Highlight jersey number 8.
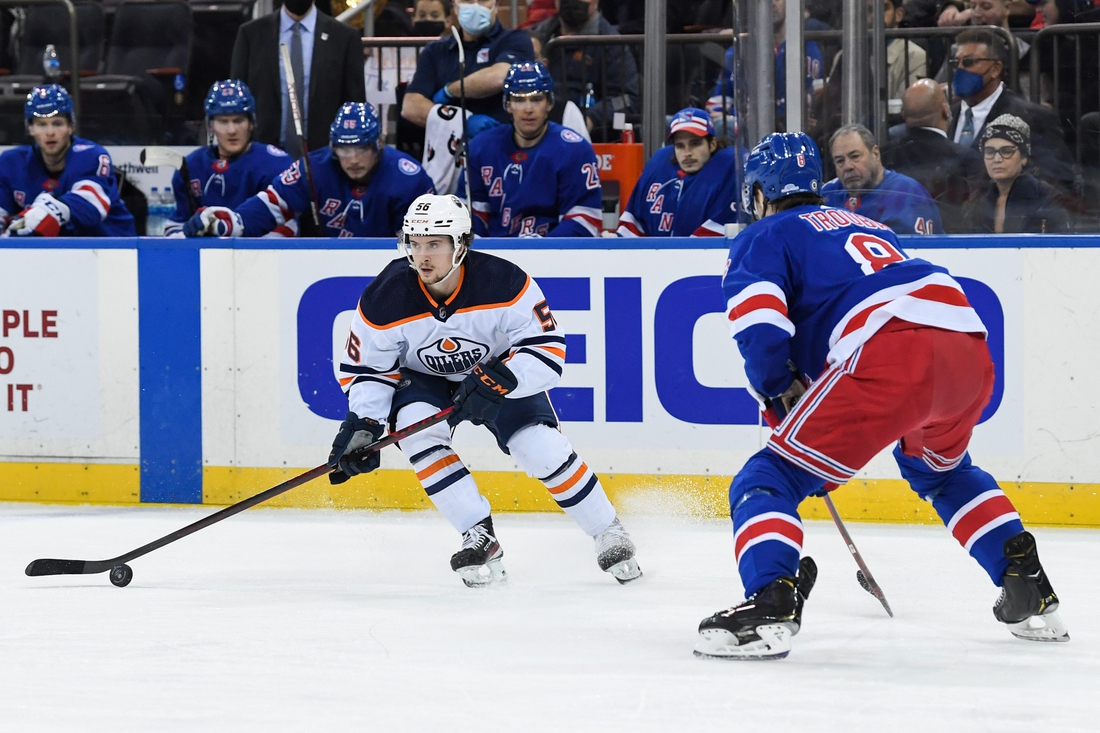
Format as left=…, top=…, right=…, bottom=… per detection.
left=844, top=232, right=907, bottom=275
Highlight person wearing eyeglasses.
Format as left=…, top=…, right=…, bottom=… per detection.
left=964, top=114, right=1071, bottom=233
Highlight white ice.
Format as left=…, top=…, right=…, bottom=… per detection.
left=2, top=504, right=1097, bottom=732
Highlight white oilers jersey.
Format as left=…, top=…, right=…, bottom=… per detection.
left=340, top=250, right=566, bottom=422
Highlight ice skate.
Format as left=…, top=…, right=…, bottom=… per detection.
left=594, top=517, right=642, bottom=584
left=993, top=531, right=1069, bottom=642
left=450, top=517, right=507, bottom=588
left=694, top=556, right=817, bottom=660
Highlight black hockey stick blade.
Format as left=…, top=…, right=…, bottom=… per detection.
left=25, top=558, right=87, bottom=576
left=822, top=493, right=894, bottom=618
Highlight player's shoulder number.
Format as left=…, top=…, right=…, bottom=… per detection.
left=843, top=232, right=907, bottom=275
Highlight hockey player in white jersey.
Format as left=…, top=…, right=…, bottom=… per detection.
left=327, top=193, right=641, bottom=587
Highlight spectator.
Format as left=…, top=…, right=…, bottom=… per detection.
left=527, top=32, right=591, bottom=141
left=402, top=0, right=534, bottom=129
left=184, top=103, right=434, bottom=238
left=0, top=85, right=135, bottom=237
left=931, top=0, right=1032, bottom=92
left=616, top=108, right=744, bottom=237
left=412, top=0, right=452, bottom=36
left=881, top=79, right=984, bottom=232
left=467, top=62, right=603, bottom=236
left=165, top=81, right=293, bottom=237
left=883, top=0, right=927, bottom=101
left=231, top=0, right=366, bottom=158
left=371, top=0, right=416, bottom=36
left=822, top=123, right=942, bottom=234
left=965, top=113, right=1071, bottom=231
left=946, top=28, right=1077, bottom=192
left=1032, top=0, right=1100, bottom=149
left=530, top=0, right=640, bottom=141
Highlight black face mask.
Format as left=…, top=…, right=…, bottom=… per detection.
left=559, top=0, right=591, bottom=28
left=412, top=20, right=445, bottom=36
left=282, top=0, right=313, bottom=16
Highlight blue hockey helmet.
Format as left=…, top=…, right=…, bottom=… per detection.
left=25, top=84, right=73, bottom=122
left=204, top=80, right=256, bottom=119
left=330, top=102, right=381, bottom=147
left=667, top=107, right=715, bottom=140
left=741, top=132, right=823, bottom=219
left=502, top=61, right=554, bottom=109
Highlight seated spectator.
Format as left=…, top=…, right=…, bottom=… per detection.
left=184, top=103, right=434, bottom=238
left=931, top=0, right=1031, bottom=85
left=530, top=0, right=640, bottom=141
left=965, top=114, right=1071, bottom=232
left=616, top=108, right=744, bottom=237
left=822, top=123, right=942, bottom=234
left=881, top=79, right=985, bottom=232
left=0, top=85, right=135, bottom=237
left=164, top=81, right=293, bottom=237
left=468, top=62, right=602, bottom=237
left=412, top=0, right=451, bottom=36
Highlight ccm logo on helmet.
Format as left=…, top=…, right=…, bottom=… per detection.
left=417, top=337, right=490, bottom=375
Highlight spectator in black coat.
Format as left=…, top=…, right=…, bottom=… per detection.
left=965, top=114, right=1072, bottom=232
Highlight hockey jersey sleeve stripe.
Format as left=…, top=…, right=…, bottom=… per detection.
left=340, top=361, right=400, bottom=375
left=267, top=224, right=297, bottom=237
left=515, top=335, right=566, bottom=348
left=345, top=374, right=400, bottom=392
left=616, top=211, right=644, bottom=237
left=532, top=345, right=565, bottom=360
left=562, top=206, right=603, bottom=236
left=72, top=180, right=110, bottom=219
left=261, top=187, right=293, bottom=226
left=691, top=219, right=725, bottom=237
left=514, top=346, right=564, bottom=376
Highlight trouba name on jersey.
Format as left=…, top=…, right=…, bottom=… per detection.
left=416, top=337, right=489, bottom=375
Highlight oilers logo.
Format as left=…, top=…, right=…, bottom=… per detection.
left=417, top=336, right=489, bottom=375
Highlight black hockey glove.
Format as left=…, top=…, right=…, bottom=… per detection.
left=448, top=359, right=519, bottom=427
left=327, top=412, right=386, bottom=485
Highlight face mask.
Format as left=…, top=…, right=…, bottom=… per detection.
left=952, top=67, right=987, bottom=98
left=457, top=3, right=492, bottom=35
left=559, top=0, right=591, bottom=28
left=413, top=20, right=445, bottom=36
left=283, top=0, right=312, bottom=15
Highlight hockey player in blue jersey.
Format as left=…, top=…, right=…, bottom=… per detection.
left=821, top=123, right=942, bottom=235
left=164, top=80, right=292, bottom=236
left=184, top=102, right=434, bottom=238
left=0, top=85, right=134, bottom=237
left=694, top=132, right=1066, bottom=661
left=467, top=61, right=603, bottom=237
left=615, top=108, right=743, bottom=237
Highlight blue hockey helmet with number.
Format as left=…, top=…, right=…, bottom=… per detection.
left=25, top=84, right=73, bottom=121
left=502, top=61, right=554, bottom=109
left=204, top=79, right=255, bottom=119
left=330, top=102, right=381, bottom=147
left=742, top=131, right=823, bottom=219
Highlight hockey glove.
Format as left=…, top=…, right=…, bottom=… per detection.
left=183, top=206, right=243, bottom=237
left=327, top=412, right=386, bottom=485
left=432, top=85, right=455, bottom=105
left=762, top=376, right=808, bottom=427
left=11, top=193, right=70, bottom=237
left=466, top=114, right=501, bottom=138
left=448, top=358, right=518, bottom=427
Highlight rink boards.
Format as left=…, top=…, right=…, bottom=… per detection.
left=1, top=235, right=1098, bottom=526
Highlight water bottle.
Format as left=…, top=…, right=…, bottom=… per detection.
left=583, top=83, right=596, bottom=111
left=43, top=44, right=61, bottom=79
left=621, top=122, right=634, bottom=144
left=146, top=187, right=175, bottom=236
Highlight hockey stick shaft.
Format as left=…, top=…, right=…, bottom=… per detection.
left=822, top=493, right=894, bottom=617
left=279, top=42, right=322, bottom=227
left=450, top=26, right=474, bottom=212
left=25, top=407, right=456, bottom=577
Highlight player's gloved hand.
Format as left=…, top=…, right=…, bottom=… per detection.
left=466, top=114, right=501, bottom=138
left=762, top=378, right=807, bottom=427
left=183, top=206, right=243, bottom=237
left=811, top=481, right=840, bottom=498
left=448, top=358, right=518, bottom=427
left=432, top=85, right=455, bottom=105
left=11, top=193, right=70, bottom=237
left=328, top=412, right=386, bottom=485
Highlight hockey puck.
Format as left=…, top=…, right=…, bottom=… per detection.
left=109, top=564, right=133, bottom=588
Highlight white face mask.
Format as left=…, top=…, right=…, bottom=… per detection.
left=457, top=3, right=492, bottom=35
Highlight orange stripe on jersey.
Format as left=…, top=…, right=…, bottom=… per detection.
left=415, top=453, right=461, bottom=481
left=547, top=462, right=589, bottom=495
left=453, top=275, right=532, bottom=316
left=535, top=346, right=566, bottom=360
left=358, top=302, right=433, bottom=331
left=338, top=376, right=354, bottom=387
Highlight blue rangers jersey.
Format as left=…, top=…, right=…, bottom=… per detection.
left=617, top=145, right=744, bottom=237
left=0, top=136, right=135, bottom=235
left=821, top=169, right=942, bottom=235
left=468, top=122, right=603, bottom=237
left=237, top=146, right=435, bottom=238
left=722, top=204, right=985, bottom=399
left=339, top=250, right=565, bottom=422
left=165, top=143, right=291, bottom=236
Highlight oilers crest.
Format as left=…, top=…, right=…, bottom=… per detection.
left=417, top=336, right=489, bottom=375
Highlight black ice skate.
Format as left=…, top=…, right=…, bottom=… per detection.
left=594, top=517, right=642, bottom=584
left=450, top=516, right=507, bottom=588
left=993, top=531, right=1069, bottom=642
left=694, top=556, right=818, bottom=660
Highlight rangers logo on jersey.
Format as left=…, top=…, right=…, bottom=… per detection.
left=399, top=158, right=421, bottom=176
left=560, top=129, right=583, bottom=144
left=417, top=336, right=489, bottom=375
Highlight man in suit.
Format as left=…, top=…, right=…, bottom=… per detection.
left=882, top=79, right=984, bottom=232
left=946, top=27, right=1076, bottom=194
left=231, top=0, right=366, bottom=158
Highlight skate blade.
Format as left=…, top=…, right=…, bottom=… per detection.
left=692, top=625, right=792, bottom=660
left=607, top=557, right=642, bottom=584
left=1007, top=610, right=1070, bottom=642
left=456, top=557, right=507, bottom=588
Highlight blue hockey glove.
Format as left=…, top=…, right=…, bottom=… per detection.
left=466, top=114, right=501, bottom=138
left=448, top=358, right=518, bottom=427
left=328, top=412, right=386, bottom=485
left=432, top=85, right=456, bottom=105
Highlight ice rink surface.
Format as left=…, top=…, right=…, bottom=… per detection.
left=1, top=503, right=1097, bottom=732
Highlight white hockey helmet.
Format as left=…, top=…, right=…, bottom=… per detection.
left=399, top=194, right=473, bottom=271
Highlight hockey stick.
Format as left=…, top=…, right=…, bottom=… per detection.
left=279, top=42, right=322, bottom=228
left=140, top=146, right=197, bottom=216
left=449, top=25, right=474, bottom=212
left=25, top=406, right=456, bottom=585
left=822, top=492, right=894, bottom=617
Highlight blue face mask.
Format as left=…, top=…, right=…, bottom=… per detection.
left=952, top=67, right=987, bottom=98
left=457, top=3, right=492, bottom=35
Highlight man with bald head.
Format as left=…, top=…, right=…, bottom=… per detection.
left=881, top=79, right=984, bottom=232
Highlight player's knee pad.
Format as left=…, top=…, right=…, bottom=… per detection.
left=395, top=402, right=454, bottom=459
left=506, top=423, right=573, bottom=479
left=730, top=448, right=823, bottom=511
